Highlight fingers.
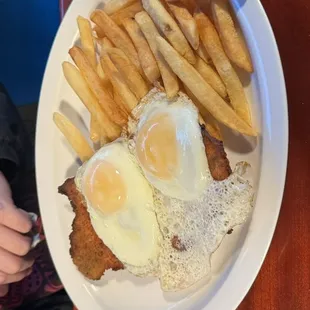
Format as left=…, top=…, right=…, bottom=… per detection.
left=0, top=247, right=34, bottom=275
left=0, top=203, right=32, bottom=233
left=0, top=172, right=32, bottom=233
left=0, top=172, right=13, bottom=205
left=0, top=268, right=32, bottom=285
left=0, top=284, right=9, bottom=297
left=0, top=225, right=32, bottom=256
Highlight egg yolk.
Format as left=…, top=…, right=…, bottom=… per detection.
left=83, top=161, right=127, bottom=214
left=136, top=113, right=178, bottom=179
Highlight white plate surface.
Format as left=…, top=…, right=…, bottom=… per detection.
left=36, top=0, right=288, bottom=309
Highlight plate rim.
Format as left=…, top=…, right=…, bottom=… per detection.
left=35, top=0, right=288, bottom=309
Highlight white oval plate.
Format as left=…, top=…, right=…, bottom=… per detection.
left=36, top=0, right=288, bottom=309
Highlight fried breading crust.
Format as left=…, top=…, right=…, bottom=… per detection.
left=58, top=178, right=124, bottom=280
left=58, top=127, right=231, bottom=277
left=201, top=125, right=232, bottom=181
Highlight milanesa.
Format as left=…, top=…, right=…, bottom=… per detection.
left=58, top=126, right=231, bottom=280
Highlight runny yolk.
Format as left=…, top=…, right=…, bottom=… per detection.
left=83, top=161, right=127, bottom=214
left=136, top=113, right=178, bottom=179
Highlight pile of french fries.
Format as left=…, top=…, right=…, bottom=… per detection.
left=54, top=0, right=256, bottom=162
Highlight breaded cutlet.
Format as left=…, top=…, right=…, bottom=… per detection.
left=58, top=127, right=231, bottom=279
left=201, top=125, right=232, bottom=181
left=58, top=178, right=124, bottom=280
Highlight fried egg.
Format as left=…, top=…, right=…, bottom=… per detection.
left=127, top=89, right=253, bottom=291
left=129, top=89, right=211, bottom=201
left=75, top=139, right=162, bottom=267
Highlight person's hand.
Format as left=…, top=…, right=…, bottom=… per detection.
left=0, top=172, right=34, bottom=297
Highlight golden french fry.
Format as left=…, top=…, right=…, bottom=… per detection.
left=105, top=47, right=149, bottom=99
left=168, top=4, right=199, bottom=50
left=195, top=12, right=252, bottom=126
left=177, top=1, right=210, bottom=62
left=135, top=11, right=179, bottom=97
left=183, top=84, right=222, bottom=140
left=111, top=86, right=134, bottom=118
left=69, top=47, right=128, bottom=127
left=178, top=0, right=197, bottom=14
left=122, top=17, right=160, bottom=83
left=211, top=0, right=253, bottom=72
left=196, top=41, right=210, bottom=63
left=77, top=16, right=97, bottom=69
left=62, top=61, right=122, bottom=141
left=96, top=62, right=112, bottom=88
left=97, top=37, right=114, bottom=63
left=142, top=0, right=196, bottom=64
left=194, top=56, right=226, bottom=99
left=101, top=37, right=114, bottom=49
left=53, top=112, right=94, bottom=162
left=91, top=10, right=142, bottom=73
left=113, top=86, right=125, bottom=108
left=101, top=53, right=138, bottom=112
left=111, top=2, right=143, bottom=25
left=90, top=116, right=101, bottom=143
left=96, top=62, right=114, bottom=98
left=195, top=0, right=211, bottom=15
left=100, top=134, right=110, bottom=147
left=94, top=25, right=105, bottom=38
left=104, top=0, right=138, bottom=15
left=155, top=36, right=256, bottom=136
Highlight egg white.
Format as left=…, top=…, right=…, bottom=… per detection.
left=130, top=89, right=211, bottom=201
left=153, top=163, right=253, bottom=291
left=75, top=139, right=162, bottom=267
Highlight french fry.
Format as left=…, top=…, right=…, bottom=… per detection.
left=62, top=62, right=122, bottom=141
left=135, top=11, right=179, bottom=97
left=100, top=135, right=109, bottom=147
left=168, top=3, right=199, bottom=50
left=103, top=0, right=137, bottom=15
left=179, top=0, right=197, bottom=14
left=142, top=0, right=196, bottom=64
left=91, top=10, right=142, bottom=73
left=105, top=47, right=149, bottom=99
left=77, top=16, right=97, bottom=69
left=111, top=1, right=143, bottom=26
left=90, top=116, right=101, bottom=143
left=101, top=52, right=138, bottom=112
left=98, top=37, right=114, bottom=65
left=96, top=61, right=113, bottom=91
left=69, top=47, right=128, bottom=127
left=94, top=25, right=105, bottom=38
left=195, top=12, right=252, bottom=126
left=101, top=37, right=114, bottom=48
left=195, top=0, right=211, bottom=15
left=183, top=84, right=222, bottom=140
left=211, top=0, right=253, bottom=72
left=96, top=62, right=114, bottom=98
left=122, top=17, right=160, bottom=83
left=194, top=56, right=226, bottom=99
left=53, top=112, right=94, bottom=162
left=113, top=86, right=126, bottom=108
left=196, top=41, right=210, bottom=63
left=155, top=36, right=256, bottom=136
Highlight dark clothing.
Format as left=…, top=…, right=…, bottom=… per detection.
left=0, top=85, right=73, bottom=310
